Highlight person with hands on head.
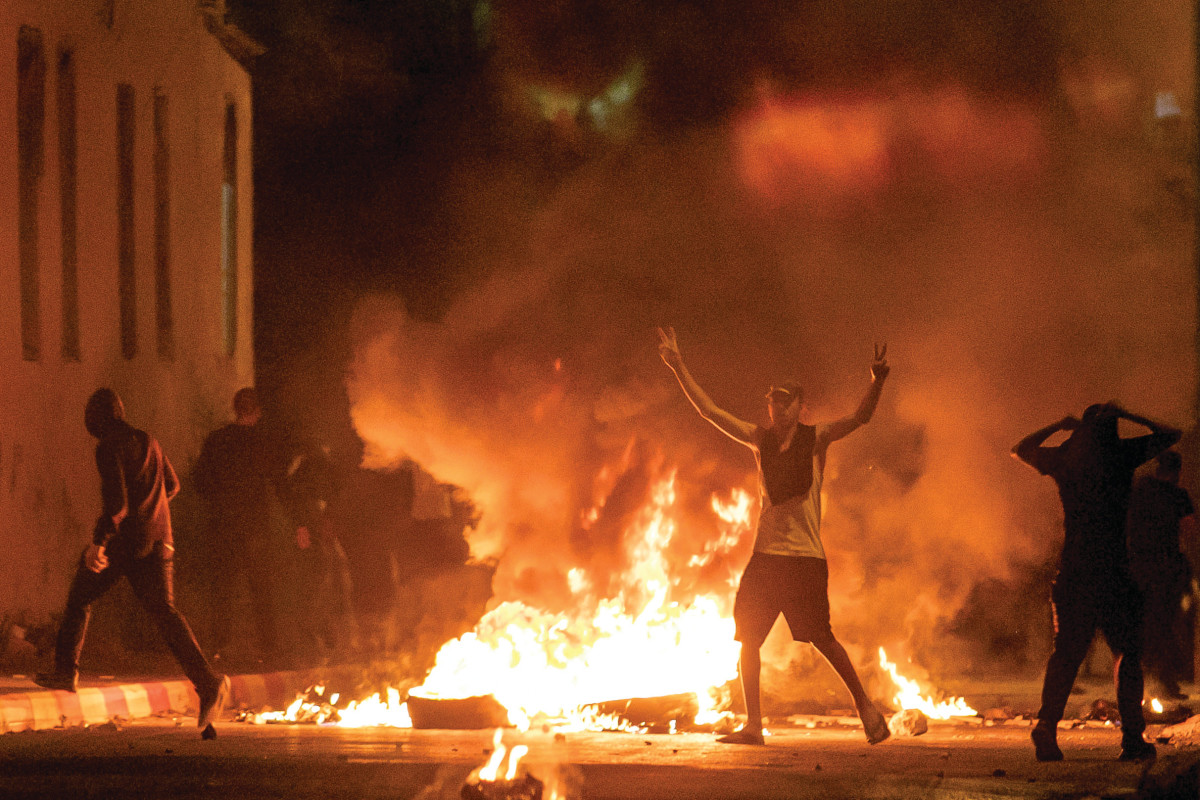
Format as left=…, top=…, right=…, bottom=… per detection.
left=658, top=327, right=893, bottom=746
left=1013, top=402, right=1181, bottom=763
left=35, top=389, right=229, bottom=734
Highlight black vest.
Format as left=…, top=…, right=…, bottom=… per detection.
left=759, top=424, right=816, bottom=506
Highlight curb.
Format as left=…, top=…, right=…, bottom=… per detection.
left=0, top=670, right=334, bottom=733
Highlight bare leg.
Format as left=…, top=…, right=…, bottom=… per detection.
left=812, top=633, right=890, bottom=743
left=717, top=645, right=766, bottom=744
left=811, top=633, right=869, bottom=706
left=739, top=645, right=763, bottom=731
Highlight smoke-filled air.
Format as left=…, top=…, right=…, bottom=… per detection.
left=342, top=0, right=1194, bottom=698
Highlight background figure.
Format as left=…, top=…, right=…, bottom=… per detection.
left=407, top=465, right=471, bottom=576
left=1013, top=403, right=1180, bottom=763
left=1127, top=449, right=1195, bottom=700
left=36, top=389, right=228, bottom=730
left=193, top=387, right=286, bottom=669
left=283, top=438, right=360, bottom=664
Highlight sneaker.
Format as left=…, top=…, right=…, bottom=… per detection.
left=197, top=675, right=230, bottom=729
left=33, top=672, right=77, bottom=693
left=1031, top=725, right=1064, bottom=762
left=716, top=728, right=765, bottom=745
left=1118, top=738, right=1156, bottom=762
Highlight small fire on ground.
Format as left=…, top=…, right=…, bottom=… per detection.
left=878, top=648, right=976, bottom=719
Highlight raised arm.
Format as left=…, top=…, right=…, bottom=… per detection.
left=658, top=327, right=756, bottom=446
left=1112, top=404, right=1182, bottom=465
left=1012, top=416, right=1078, bottom=468
left=818, top=344, right=890, bottom=447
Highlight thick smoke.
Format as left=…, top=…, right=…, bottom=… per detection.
left=345, top=0, right=1194, bottom=693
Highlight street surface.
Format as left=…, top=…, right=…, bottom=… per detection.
left=0, top=715, right=1197, bottom=799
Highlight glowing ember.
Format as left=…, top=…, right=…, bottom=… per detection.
left=878, top=648, right=976, bottom=719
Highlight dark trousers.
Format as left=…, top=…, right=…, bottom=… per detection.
left=207, top=526, right=277, bottom=658
left=1037, top=575, right=1146, bottom=739
left=55, top=545, right=218, bottom=692
left=1137, top=558, right=1191, bottom=689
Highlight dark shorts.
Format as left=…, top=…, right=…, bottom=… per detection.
left=733, top=553, right=832, bottom=647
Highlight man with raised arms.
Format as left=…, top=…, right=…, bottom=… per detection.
left=658, top=328, right=891, bottom=745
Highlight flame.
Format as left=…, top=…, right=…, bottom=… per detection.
left=1150, top=698, right=1164, bottom=714
left=878, top=648, right=976, bottom=719
left=409, top=473, right=743, bottom=730
left=266, top=470, right=752, bottom=731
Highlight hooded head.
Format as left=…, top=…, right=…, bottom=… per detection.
left=84, top=388, right=125, bottom=439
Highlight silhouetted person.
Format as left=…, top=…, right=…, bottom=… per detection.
left=35, top=389, right=229, bottom=731
left=1127, top=449, right=1195, bottom=700
left=194, top=387, right=284, bottom=666
left=283, top=439, right=360, bottom=662
left=1013, top=403, right=1180, bottom=762
left=659, top=328, right=891, bottom=746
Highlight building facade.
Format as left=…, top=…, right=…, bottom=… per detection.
left=0, top=0, right=255, bottom=618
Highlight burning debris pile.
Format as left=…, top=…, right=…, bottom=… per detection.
left=461, top=730, right=546, bottom=800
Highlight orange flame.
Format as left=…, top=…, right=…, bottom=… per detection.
left=878, top=648, right=975, bottom=719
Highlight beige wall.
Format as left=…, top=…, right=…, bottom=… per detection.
left=0, top=0, right=253, bottom=616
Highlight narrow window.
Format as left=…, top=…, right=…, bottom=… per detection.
left=58, top=48, right=79, bottom=361
left=18, top=27, right=45, bottom=362
left=221, top=102, right=238, bottom=358
left=153, top=89, right=173, bottom=361
left=117, top=83, right=136, bottom=359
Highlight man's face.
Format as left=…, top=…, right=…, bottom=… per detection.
left=768, top=393, right=801, bottom=426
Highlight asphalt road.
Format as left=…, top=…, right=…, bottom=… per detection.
left=0, top=717, right=1197, bottom=799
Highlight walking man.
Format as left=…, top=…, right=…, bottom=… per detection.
left=658, top=328, right=891, bottom=745
left=1013, top=402, right=1180, bottom=762
left=36, top=389, right=229, bottom=731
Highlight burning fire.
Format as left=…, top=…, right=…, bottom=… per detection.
left=259, top=472, right=750, bottom=731
left=409, top=474, right=745, bottom=730
left=878, top=648, right=976, bottom=719
left=463, top=729, right=553, bottom=800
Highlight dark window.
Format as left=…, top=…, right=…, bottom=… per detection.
left=117, top=83, right=136, bottom=360
left=153, top=89, right=173, bottom=361
left=18, top=27, right=45, bottom=362
left=221, top=102, right=237, bottom=359
left=58, top=48, right=79, bottom=361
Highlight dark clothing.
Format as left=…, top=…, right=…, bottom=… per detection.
left=194, top=423, right=283, bottom=524
left=54, top=544, right=218, bottom=692
left=1128, top=477, right=1194, bottom=572
left=1025, top=433, right=1176, bottom=578
left=1024, top=425, right=1176, bottom=735
left=92, top=421, right=179, bottom=558
left=193, top=422, right=285, bottom=658
left=1038, top=576, right=1145, bottom=737
left=284, top=447, right=357, bottom=656
left=733, top=553, right=832, bottom=647
left=1127, top=476, right=1195, bottom=689
left=757, top=424, right=816, bottom=506
left=51, top=418, right=218, bottom=694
